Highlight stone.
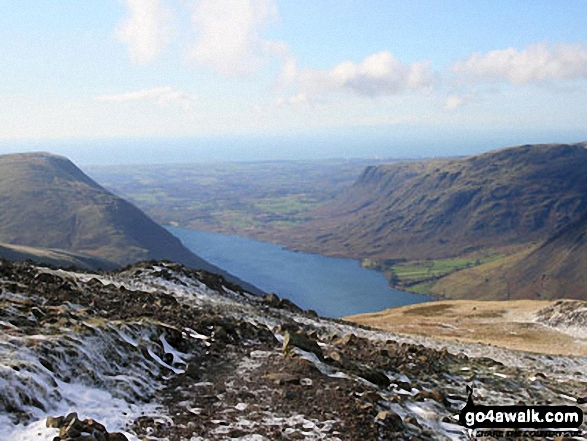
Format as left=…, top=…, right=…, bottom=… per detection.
left=405, top=415, right=422, bottom=428
left=355, top=366, right=390, bottom=388
left=283, top=331, right=323, bottom=359
left=46, top=415, right=64, bottom=428
left=264, top=293, right=281, bottom=308
left=64, top=412, right=79, bottom=423
left=397, top=381, right=411, bottom=391
left=108, top=433, right=129, bottom=441
left=84, top=418, right=106, bottom=433
left=213, top=326, right=228, bottom=342
left=362, top=391, right=383, bottom=403
left=185, top=362, right=199, bottom=379
left=430, top=389, right=445, bottom=404
left=59, top=416, right=83, bottom=439
left=326, top=351, right=344, bottom=365
left=375, top=410, right=403, bottom=428
left=263, top=372, right=301, bottom=385
left=94, top=431, right=108, bottom=441
left=334, top=334, right=357, bottom=346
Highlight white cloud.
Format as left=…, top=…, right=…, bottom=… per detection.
left=187, top=0, right=278, bottom=76
left=271, top=93, right=326, bottom=109
left=263, top=40, right=298, bottom=88
left=452, top=42, right=587, bottom=84
left=116, top=0, right=173, bottom=64
left=443, top=93, right=475, bottom=111
left=94, top=86, right=196, bottom=107
left=297, top=51, right=434, bottom=97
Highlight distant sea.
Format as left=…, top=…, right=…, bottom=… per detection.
left=3, top=127, right=580, bottom=166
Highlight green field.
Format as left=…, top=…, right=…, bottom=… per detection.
left=362, top=255, right=503, bottom=294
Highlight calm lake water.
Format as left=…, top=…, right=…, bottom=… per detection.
left=168, top=227, right=431, bottom=318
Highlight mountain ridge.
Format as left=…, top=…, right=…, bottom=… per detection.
left=278, top=142, right=587, bottom=262
left=0, top=151, right=262, bottom=293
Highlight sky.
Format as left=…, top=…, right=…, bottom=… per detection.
left=1, top=0, right=587, bottom=163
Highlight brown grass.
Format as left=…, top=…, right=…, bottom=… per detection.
left=345, top=300, right=587, bottom=356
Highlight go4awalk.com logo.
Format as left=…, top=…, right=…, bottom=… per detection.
left=459, top=386, right=584, bottom=437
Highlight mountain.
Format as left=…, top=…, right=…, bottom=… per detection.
left=426, top=211, right=587, bottom=301
left=0, top=152, right=260, bottom=292
left=507, top=211, right=587, bottom=299
left=2, top=259, right=586, bottom=440
left=280, top=142, right=587, bottom=261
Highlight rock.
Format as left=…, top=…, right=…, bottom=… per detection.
left=263, top=372, right=301, bottom=385
left=185, top=362, right=199, bottom=379
left=282, top=331, right=323, bottom=359
left=59, top=415, right=83, bottom=438
left=355, top=366, right=390, bottom=388
left=280, top=298, right=302, bottom=312
left=31, top=306, right=45, bottom=320
left=108, top=433, right=129, bottom=441
left=300, top=378, right=313, bottom=387
left=375, top=410, right=403, bottom=428
left=325, top=350, right=344, bottom=366
left=213, top=326, right=228, bottom=342
left=397, top=381, right=411, bottom=391
left=264, top=293, right=281, bottom=307
left=577, top=397, right=587, bottom=404
left=46, top=415, right=64, bottom=428
left=64, top=412, right=79, bottom=423
left=430, top=389, right=445, bottom=404
left=94, top=431, right=108, bottom=441
left=84, top=418, right=106, bottom=433
left=405, top=415, right=422, bottom=428
left=334, top=334, right=358, bottom=346
left=362, top=391, right=382, bottom=403
left=282, top=389, right=295, bottom=400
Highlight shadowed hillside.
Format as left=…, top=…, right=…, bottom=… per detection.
left=508, top=211, right=587, bottom=300
left=427, top=212, right=587, bottom=301
left=280, top=143, right=587, bottom=261
left=0, top=152, right=261, bottom=293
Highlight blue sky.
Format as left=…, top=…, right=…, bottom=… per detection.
left=1, top=0, right=587, bottom=163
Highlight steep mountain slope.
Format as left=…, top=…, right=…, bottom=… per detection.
left=405, top=189, right=587, bottom=301
left=0, top=152, right=260, bottom=292
left=281, top=143, right=587, bottom=261
left=1, top=260, right=586, bottom=440
left=508, top=210, right=587, bottom=299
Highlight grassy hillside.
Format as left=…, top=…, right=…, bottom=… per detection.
left=0, top=152, right=262, bottom=292
left=0, top=242, right=117, bottom=270
left=279, top=143, right=587, bottom=261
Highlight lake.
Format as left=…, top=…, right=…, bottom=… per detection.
left=168, top=227, right=431, bottom=318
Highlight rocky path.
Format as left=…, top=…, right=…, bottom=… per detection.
left=0, top=260, right=585, bottom=440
